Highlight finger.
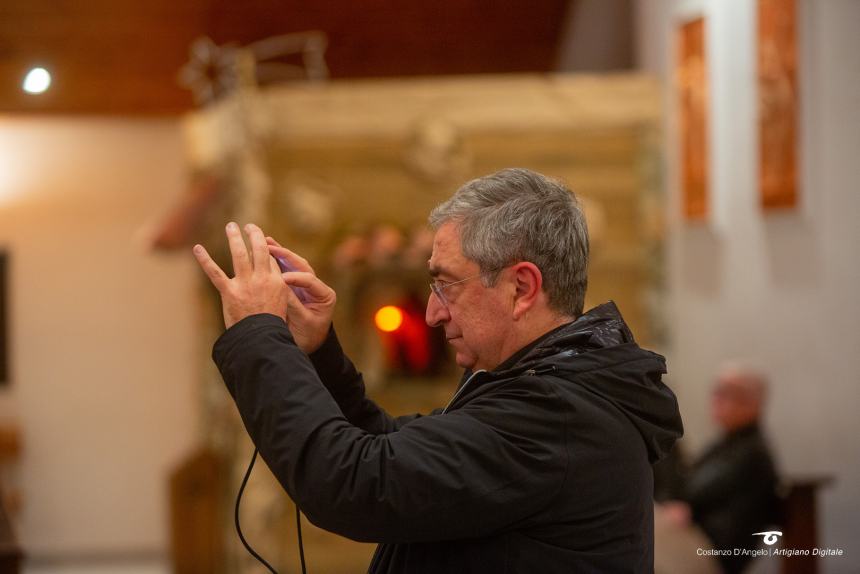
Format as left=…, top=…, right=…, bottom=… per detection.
left=244, top=223, right=271, bottom=273
left=267, top=244, right=314, bottom=274
left=281, top=271, right=334, bottom=301
left=266, top=236, right=314, bottom=274
left=192, top=244, right=230, bottom=291
left=225, top=222, right=251, bottom=278
left=282, top=278, right=305, bottom=311
left=268, top=252, right=282, bottom=275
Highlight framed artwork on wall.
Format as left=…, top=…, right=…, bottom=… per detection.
left=677, top=16, right=709, bottom=221
left=758, top=0, right=799, bottom=210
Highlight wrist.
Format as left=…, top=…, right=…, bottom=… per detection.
left=304, top=324, right=332, bottom=354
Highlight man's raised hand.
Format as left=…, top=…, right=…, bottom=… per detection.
left=192, top=222, right=289, bottom=329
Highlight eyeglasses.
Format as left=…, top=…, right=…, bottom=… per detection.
left=429, top=267, right=507, bottom=308
left=429, top=273, right=483, bottom=308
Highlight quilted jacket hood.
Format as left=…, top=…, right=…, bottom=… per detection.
left=495, top=301, right=684, bottom=463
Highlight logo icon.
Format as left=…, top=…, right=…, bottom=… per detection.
left=752, top=531, right=783, bottom=545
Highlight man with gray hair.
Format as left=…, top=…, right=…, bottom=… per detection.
left=193, top=167, right=683, bottom=573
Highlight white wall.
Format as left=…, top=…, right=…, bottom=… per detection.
left=638, top=1, right=860, bottom=572
left=0, top=118, right=198, bottom=559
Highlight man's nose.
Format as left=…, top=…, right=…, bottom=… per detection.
left=426, top=291, right=450, bottom=327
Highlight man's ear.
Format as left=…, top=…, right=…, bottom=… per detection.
left=511, top=262, right=543, bottom=320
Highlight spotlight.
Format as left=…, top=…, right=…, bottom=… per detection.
left=23, top=67, right=51, bottom=94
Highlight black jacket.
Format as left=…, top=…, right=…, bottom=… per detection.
left=685, top=424, right=779, bottom=574
left=213, top=301, right=683, bottom=573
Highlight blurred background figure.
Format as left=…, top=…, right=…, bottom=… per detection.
left=658, top=363, right=779, bottom=574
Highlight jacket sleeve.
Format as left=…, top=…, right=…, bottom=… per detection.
left=213, top=314, right=568, bottom=544
left=307, top=325, right=431, bottom=434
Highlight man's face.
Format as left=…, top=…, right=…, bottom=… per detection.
left=710, top=371, right=761, bottom=432
left=425, top=222, right=513, bottom=372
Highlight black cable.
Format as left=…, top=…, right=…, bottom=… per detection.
left=236, top=448, right=310, bottom=574
left=296, top=502, right=307, bottom=574
left=235, top=448, right=278, bottom=573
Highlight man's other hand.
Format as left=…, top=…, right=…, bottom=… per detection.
left=265, top=236, right=336, bottom=354
left=660, top=501, right=692, bottom=529
left=192, top=222, right=289, bottom=329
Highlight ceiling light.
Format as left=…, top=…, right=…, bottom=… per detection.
left=23, top=67, right=51, bottom=94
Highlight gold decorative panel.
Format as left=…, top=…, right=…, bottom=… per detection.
left=677, top=17, right=709, bottom=221
left=759, top=0, right=799, bottom=210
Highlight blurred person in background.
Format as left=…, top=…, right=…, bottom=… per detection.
left=660, top=363, right=780, bottom=574
left=193, top=168, right=684, bottom=573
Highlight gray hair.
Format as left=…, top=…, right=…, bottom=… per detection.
left=429, top=168, right=589, bottom=316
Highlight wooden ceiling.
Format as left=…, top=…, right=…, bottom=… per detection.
left=0, top=0, right=577, bottom=115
